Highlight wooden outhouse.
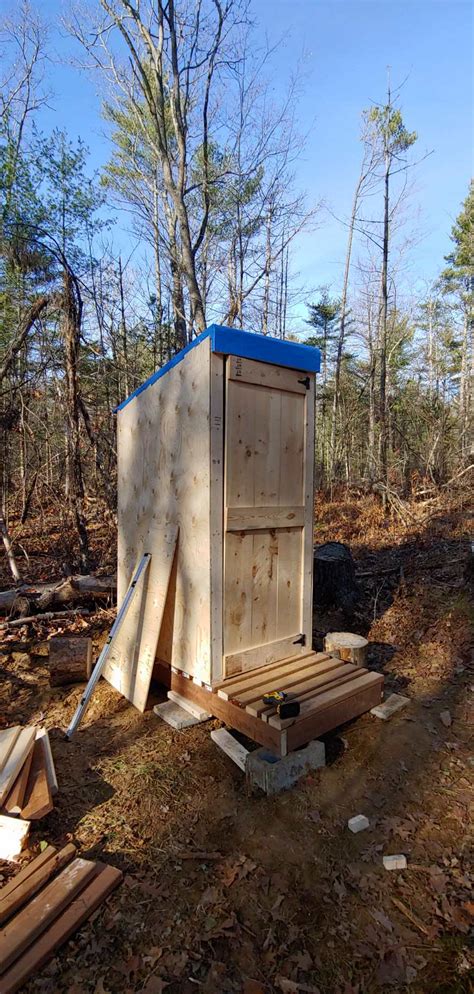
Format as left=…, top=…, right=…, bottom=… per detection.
left=106, top=325, right=383, bottom=755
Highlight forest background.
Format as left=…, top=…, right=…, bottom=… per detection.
left=0, top=0, right=472, bottom=574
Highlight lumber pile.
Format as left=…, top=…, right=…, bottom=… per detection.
left=0, top=727, right=57, bottom=853
left=0, top=843, right=122, bottom=993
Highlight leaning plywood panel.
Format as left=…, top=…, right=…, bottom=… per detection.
left=116, top=338, right=213, bottom=685
left=103, top=522, right=178, bottom=711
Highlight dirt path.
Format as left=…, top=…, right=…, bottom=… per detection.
left=0, top=496, right=472, bottom=993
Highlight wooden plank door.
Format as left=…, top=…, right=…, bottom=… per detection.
left=223, top=355, right=314, bottom=678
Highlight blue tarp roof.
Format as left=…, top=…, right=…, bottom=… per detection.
left=116, top=324, right=321, bottom=412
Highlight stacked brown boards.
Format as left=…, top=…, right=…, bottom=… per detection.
left=0, top=727, right=57, bottom=853
left=0, top=844, right=122, bottom=993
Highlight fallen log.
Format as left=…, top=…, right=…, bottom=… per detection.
left=0, top=575, right=116, bottom=615
left=0, top=608, right=90, bottom=630
left=48, top=636, right=93, bottom=686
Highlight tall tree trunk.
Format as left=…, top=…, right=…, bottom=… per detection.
left=329, top=171, right=364, bottom=490
left=378, top=149, right=390, bottom=491
left=118, top=256, right=129, bottom=397
left=262, top=205, right=272, bottom=334
left=367, top=307, right=377, bottom=481
left=62, top=269, right=89, bottom=571
left=164, top=203, right=187, bottom=349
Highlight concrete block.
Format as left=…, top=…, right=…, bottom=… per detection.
left=348, top=814, right=369, bottom=833
left=371, top=693, right=409, bottom=720
left=167, top=690, right=212, bottom=722
left=383, top=854, right=407, bottom=871
left=153, top=700, right=203, bottom=730
left=245, top=739, right=326, bottom=796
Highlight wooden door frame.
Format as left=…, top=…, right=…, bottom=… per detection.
left=213, top=354, right=315, bottom=684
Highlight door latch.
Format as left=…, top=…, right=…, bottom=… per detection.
left=297, top=376, right=310, bottom=389
left=293, top=633, right=306, bottom=646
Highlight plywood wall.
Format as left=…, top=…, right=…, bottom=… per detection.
left=116, top=339, right=215, bottom=685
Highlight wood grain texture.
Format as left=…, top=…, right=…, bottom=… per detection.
left=209, top=352, right=225, bottom=683
left=225, top=505, right=305, bottom=531
left=20, top=739, right=53, bottom=821
left=215, top=649, right=318, bottom=695
left=0, top=857, right=96, bottom=972
left=155, top=663, right=283, bottom=755
left=0, top=847, right=57, bottom=902
left=224, top=634, right=306, bottom=678
left=0, top=844, right=76, bottom=925
left=0, top=730, right=21, bottom=774
left=35, top=729, right=57, bottom=796
left=286, top=676, right=384, bottom=752
left=116, top=338, right=213, bottom=685
left=229, top=655, right=338, bottom=707
left=228, top=355, right=308, bottom=394
left=301, top=373, right=316, bottom=640
left=223, top=359, right=314, bottom=678
left=0, top=863, right=122, bottom=994
left=3, top=744, right=34, bottom=815
left=0, top=730, right=36, bottom=807
left=48, top=637, right=92, bottom=686
left=103, top=522, right=178, bottom=712
left=246, top=660, right=354, bottom=717
left=268, top=671, right=384, bottom=729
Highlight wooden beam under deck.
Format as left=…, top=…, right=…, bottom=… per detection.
left=154, top=662, right=285, bottom=755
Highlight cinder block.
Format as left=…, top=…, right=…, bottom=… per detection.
left=245, top=739, right=326, bottom=795
left=383, top=854, right=407, bottom=871
left=153, top=700, right=203, bottom=730
left=348, top=814, right=370, bottom=833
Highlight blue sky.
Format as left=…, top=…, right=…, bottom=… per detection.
left=4, top=0, right=472, bottom=324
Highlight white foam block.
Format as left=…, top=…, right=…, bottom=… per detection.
left=0, top=813, right=30, bottom=861
left=371, top=694, right=409, bottom=720
left=383, top=854, right=407, bottom=871
left=348, top=814, right=370, bottom=833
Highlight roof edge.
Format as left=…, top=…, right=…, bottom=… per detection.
left=115, top=324, right=321, bottom=413
left=208, top=324, right=321, bottom=372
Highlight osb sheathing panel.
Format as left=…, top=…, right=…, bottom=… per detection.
left=116, top=339, right=213, bottom=685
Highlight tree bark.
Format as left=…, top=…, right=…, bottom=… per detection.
left=0, top=296, right=49, bottom=387
left=0, top=574, right=116, bottom=614
left=62, top=269, right=89, bottom=570
left=48, top=636, right=93, bottom=686
left=313, top=542, right=360, bottom=614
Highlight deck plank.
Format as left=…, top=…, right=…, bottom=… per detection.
left=248, top=663, right=361, bottom=718
left=268, top=672, right=384, bottom=729
left=218, top=652, right=332, bottom=701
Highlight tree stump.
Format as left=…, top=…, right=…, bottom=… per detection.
left=313, top=541, right=359, bottom=612
left=324, top=631, right=368, bottom=667
left=48, top=637, right=93, bottom=686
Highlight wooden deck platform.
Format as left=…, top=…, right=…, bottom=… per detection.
left=155, top=651, right=383, bottom=757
